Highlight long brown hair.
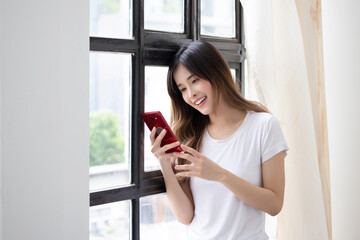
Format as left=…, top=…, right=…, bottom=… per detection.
left=167, top=41, right=268, bottom=178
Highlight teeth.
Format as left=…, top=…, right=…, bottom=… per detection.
left=195, top=97, right=206, bottom=105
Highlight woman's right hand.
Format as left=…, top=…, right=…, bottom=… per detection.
left=150, top=127, right=180, bottom=171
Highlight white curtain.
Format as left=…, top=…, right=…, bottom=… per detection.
left=239, top=0, right=331, bottom=239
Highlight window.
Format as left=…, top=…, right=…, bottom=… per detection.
left=89, top=0, right=245, bottom=239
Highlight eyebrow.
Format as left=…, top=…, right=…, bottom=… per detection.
left=177, top=73, right=195, bottom=88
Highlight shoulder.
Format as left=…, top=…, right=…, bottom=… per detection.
left=247, top=111, right=276, bottom=127
left=245, top=111, right=283, bottom=138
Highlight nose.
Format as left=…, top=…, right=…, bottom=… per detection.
left=187, top=86, right=196, bottom=99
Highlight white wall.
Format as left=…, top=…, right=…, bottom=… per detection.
left=0, top=0, right=89, bottom=239
left=0, top=0, right=3, bottom=237
left=322, top=1, right=360, bottom=239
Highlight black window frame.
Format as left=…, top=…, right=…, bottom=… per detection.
left=89, top=1, right=246, bottom=239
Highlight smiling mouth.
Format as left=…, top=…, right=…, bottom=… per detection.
left=195, top=96, right=206, bottom=105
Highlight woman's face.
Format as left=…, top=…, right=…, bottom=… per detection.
left=173, top=64, right=215, bottom=116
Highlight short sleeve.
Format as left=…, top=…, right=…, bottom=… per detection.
left=261, top=116, right=289, bottom=163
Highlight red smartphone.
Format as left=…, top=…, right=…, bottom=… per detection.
left=141, top=111, right=182, bottom=153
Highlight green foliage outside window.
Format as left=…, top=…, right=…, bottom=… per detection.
left=90, top=110, right=125, bottom=166
left=164, top=0, right=182, bottom=13
left=100, top=0, right=121, bottom=14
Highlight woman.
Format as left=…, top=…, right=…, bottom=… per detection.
left=149, top=40, right=288, bottom=240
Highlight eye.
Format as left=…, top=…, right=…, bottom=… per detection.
left=192, top=78, right=199, bottom=84
left=180, top=87, right=186, bottom=93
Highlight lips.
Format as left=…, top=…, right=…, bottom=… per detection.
left=194, top=96, right=206, bottom=106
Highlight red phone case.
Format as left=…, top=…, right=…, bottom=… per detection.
left=141, top=111, right=182, bottom=153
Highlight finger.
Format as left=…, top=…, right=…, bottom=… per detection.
left=174, top=163, right=194, bottom=171
left=173, top=152, right=196, bottom=163
left=176, top=171, right=194, bottom=178
left=162, top=141, right=181, bottom=153
left=153, top=128, right=167, bottom=146
left=150, top=127, right=157, bottom=144
left=180, top=144, right=202, bottom=158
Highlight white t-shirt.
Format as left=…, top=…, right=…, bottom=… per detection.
left=185, top=111, right=289, bottom=240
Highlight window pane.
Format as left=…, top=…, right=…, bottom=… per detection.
left=140, top=193, right=184, bottom=240
left=244, top=58, right=250, bottom=99
left=90, top=200, right=131, bottom=240
left=201, top=0, right=236, bottom=38
left=144, top=66, right=171, bottom=171
left=144, top=0, right=184, bottom=33
left=89, top=52, right=131, bottom=191
left=230, top=68, right=236, bottom=82
left=90, top=0, right=132, bottom=39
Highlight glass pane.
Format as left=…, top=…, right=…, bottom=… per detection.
left=90, top=0, right=132, bottom=39
left=244, top=58, right=250, bottom=98
left=90, top=200, right=131, bottom=240
left=144, top=66, right=171, bottom=171
left=144, top=0, right=184, bottom=33
left=230, top=68, right=236, bottom=82
left=140, top=194, right=185, bottom=240
left=89, top=52, right=131, bottom=191
left=201, top=0, right=236, bottom=38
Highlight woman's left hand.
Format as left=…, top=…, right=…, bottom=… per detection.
left=173, top=144, right=226, bottom=181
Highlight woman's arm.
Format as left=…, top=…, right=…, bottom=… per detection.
left=150, top=128, right=195, bottom=224
left=160, top=164, right=195, bottom=224
left=174, top=145, right=285, bottom=216
left=219, top=152, right=285, bottom=216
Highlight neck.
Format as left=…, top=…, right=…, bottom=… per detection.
left=208, top=97, right=246, bottom=127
